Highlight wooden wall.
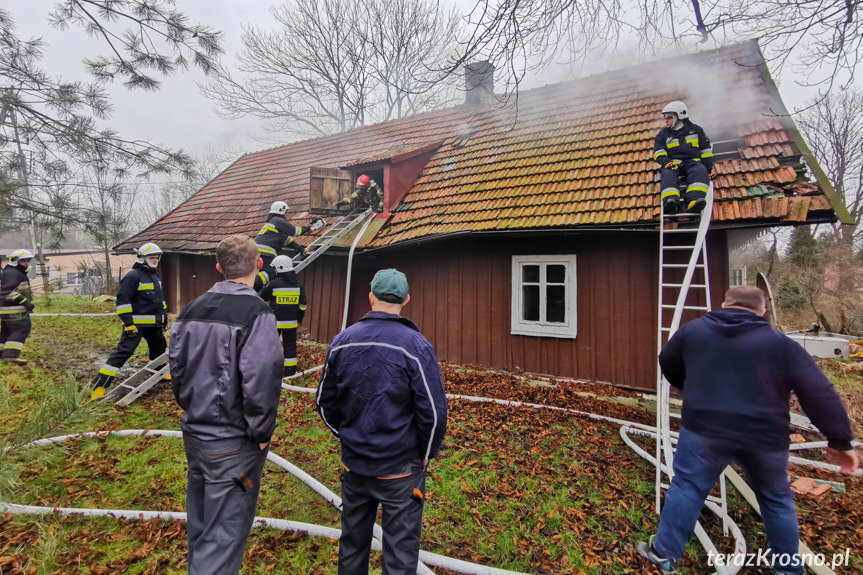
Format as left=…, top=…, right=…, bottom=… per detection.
left=161, top=230, right=728, bottom=391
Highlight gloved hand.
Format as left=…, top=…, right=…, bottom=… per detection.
left=708, top=170, right=717, bottom=180
left=663, top=161, right=678, bottom=171
left=24, top=301, right=35, bottom=312
left=310, top=217, right=325, bottom=231
left=124, top=324, right=139, bottom=337
left=335, top=198, right=349, bottom=207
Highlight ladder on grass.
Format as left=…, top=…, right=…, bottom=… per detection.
left=104, top=351, right=170, bottom=406
left=293, top=207, right=375, bottom=273
left=654, top=185, right=730, bottom=531
left=110, top=208, right=376, bottom=406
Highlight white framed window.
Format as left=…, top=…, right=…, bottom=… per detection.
left=66, top=272, right=83, bottom=285
left=729, top=265, right=747, bottom=287
left=511, top=255, right=577, bottom=338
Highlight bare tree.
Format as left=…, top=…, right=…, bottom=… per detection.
left=453, top=0, right=863, bottom=95
left=201, top=0, right=461, bottom=138
left=798, top=89, right=863, bottom=250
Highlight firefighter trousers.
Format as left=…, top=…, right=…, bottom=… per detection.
left=660, top=160, right=710, bottom=205
left=91, top=326, right=167, bottom=389
left=280, top=327, right=298, bottom=377
left=0, top=315, right=31, bottom=359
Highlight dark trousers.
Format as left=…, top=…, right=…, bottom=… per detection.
left=183, top=435, right=269, bottom=575
left=0, top=316, right=31, bottom=359
left=660, top=160, right=710, bottom=204
left=339, top=466, right=426, bottom=575
left=280, top=327, right=298, bottom=376
left=91, top=326, right=167, bottom=388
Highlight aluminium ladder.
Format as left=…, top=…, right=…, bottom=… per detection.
left=109, top=207, right=377, bottom=406
left=104, top=351, right=170, bottom=406
left=654, top=184, right=731, bottom=535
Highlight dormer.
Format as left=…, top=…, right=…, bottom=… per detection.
left=308, top=141, right=443, bottom=216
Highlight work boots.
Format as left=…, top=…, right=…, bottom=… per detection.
left=2, top=357, right=27, bottom=366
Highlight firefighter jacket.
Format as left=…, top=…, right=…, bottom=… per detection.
left=115, top=262, right=167, bottom=328
left=349, top=181, right=383, bottom=206
left=260, top=271, right=306, bottom=330
left=653, top=119, right=714, bottom=172
left=254, top=214, right=310, bottom=258
left=316, top=311, right=448, bottom=476
left=0, top=264, right=34, bottom=317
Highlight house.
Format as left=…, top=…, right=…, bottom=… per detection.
left=117, top=41, right=850, bottom=391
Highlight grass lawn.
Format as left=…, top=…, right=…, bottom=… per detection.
left=0, top=296, right=861, bottom=574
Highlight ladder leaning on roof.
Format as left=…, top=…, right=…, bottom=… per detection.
left=654, top=184, right=732, bottom=535
left=107, top=207, right=376, bottom=406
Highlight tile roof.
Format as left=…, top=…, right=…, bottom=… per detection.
left=118, top=40, right=847, bottom=252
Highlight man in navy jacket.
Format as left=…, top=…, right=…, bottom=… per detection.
left=316, top=268, right=447, bottom=575
left=637, top=286, right=858, bottom=575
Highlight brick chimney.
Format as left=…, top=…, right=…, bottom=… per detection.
left=464, top=61, right=494, bottom=106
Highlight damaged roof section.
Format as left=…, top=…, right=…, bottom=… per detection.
left=118, top=40, right=847, bottom=253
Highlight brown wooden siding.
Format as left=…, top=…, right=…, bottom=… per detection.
left=162, top=230, right=729, bottom=391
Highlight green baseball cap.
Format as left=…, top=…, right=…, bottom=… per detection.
left=370, top=268, right=409, bottom=304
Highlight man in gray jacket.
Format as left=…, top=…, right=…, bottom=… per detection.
left=169, top=234, right=283, bottom=575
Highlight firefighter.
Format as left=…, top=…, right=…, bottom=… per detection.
left=653, top=101, right=716, bottom=215
left=335, top=174, right=384, bottom=212
left=0, top=249, right=35, bottom=365
left=90, top=243, right=168, bottom=400
left=253, top=201, right=324, bottom=291
left=260, top=255, right=307, bottom=377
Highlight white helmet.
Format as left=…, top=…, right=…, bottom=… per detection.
left=272, top=255, right=294, bottom=273
left=8, top=249, right=34, bottom=264
left=270, top=201, right=289, bottom=215
left=136, top=243, right=163, bottom=269
left=662, top=100, right=688, bottom=120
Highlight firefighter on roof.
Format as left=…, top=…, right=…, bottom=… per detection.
left=653, top=100, right=716, bottom=215
left=0, top=249, right=35, bottom=365
left=253, top=201, right=324, bottom=291
left=90, top=243, right=168, bottom=400
left=260, top=255, right=307, bottom=377
left=335, top=174, right=384, bottom=212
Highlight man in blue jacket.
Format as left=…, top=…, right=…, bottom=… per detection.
left=316, top=268, right=448, bottom=575
left=170, top=235, right=283, bottom=575
left=637, top=286, right=858, bottom=575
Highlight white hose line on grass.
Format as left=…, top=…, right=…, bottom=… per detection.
left=7, top=430, right=524, bottom=575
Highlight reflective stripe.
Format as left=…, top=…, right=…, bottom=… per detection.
left=137, top=283, right=154, bottom=290
left=163, top=302, right=167, bottom=309
left=116, top=304, right=133, bottom=314
left=99, top=364, right=119, bottom=377
left=256, top=245, right=277, bottom=256
left=666, top=139, right=680, bottom=148
left=274, top=287, right=300, bottom=305
left=299, top=305, right=307, bottom=311
left=262, top=224, right=278, bottom=233
left=701, top=147, right=714, bottom=158
left=661, top=188, right=681, bottom=199
left=4, top=341, right=23, bottom=350
left=692, top=158, right=701, bottom=162
left=653, top=149, right=668, bottom=159
left=685, top=135, right=699, bottom=146
left=257, top=271, right=269, bottom=285
left=132, top=315, right=157, bottom=325
left=0, top=306, right=26, bottom=314
left=284, top=357, right=297, bottom=367
left=277, top=321, right=298, bottom=329
left=686, top=183, right=709, bottom=193
left=272, top=288, right=300, bottom=293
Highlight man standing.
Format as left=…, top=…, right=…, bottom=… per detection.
left=0, top=249, right=35, bottom=365
left=637, top=286, right=858, bottom=575
left=91, top=243, right=167, bottom=400
left=169, top=235, right=283, bottom=575
left=316, top=268, right=448, bottom=574
left=260, top=255, right=307, bottom=377
left=653, top=100, right=716, bottom=215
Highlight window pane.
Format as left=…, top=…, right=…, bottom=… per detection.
left=522, top=285, right=539, bottom=321
left=546, top=285, right=566, bottom=323
left=547, top=264, right=566, bottom=284
left=522, top=264, right=539, bottom=283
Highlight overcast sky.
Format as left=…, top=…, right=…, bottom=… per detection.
left=5, top=1, right=858, bottom=160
